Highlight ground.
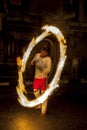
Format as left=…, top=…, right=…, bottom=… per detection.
left=0, top=82, right=87, bottom=130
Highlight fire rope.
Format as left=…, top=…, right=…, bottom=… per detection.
left=16, top=25, right=67, bottom=108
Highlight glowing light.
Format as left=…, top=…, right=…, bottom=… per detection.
left=16, top=25, right=67, bottom=108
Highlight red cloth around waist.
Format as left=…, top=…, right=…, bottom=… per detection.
left=33, top=78, right=47, bottom=90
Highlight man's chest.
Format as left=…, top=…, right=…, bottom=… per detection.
left=35, top=56, right=47, bottom=68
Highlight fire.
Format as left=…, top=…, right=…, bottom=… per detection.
left=16, top=25, right=67, bottom=108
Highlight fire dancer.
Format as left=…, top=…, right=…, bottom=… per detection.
left=31, top=43, right=52, bottom=116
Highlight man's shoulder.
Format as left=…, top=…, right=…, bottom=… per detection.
left=47, top=56, right=51, bottom=59
left=46, top=56, right=52, bottom=62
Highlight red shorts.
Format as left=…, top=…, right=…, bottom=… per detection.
left=33, top=78, right=47, bottom=90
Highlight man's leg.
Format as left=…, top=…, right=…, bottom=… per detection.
left=34, top=89, right=41, bottom=109
left=41, top=90, right=48, bottom=115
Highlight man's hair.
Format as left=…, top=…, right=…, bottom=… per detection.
left=42, top=44, right=50, bottom=54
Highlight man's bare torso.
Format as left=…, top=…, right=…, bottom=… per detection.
left=32, top=53, right=52, bottom=78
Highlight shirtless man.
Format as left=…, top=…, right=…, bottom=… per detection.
left=31, top=44, right=52, bottom=116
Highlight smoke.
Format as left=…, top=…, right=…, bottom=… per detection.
left=42, top=11, right=74, bottom=35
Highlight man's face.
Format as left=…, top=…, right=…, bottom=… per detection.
left=40, top=50, right=48, bottom=58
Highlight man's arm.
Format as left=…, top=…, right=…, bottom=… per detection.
left=31, top=54, right=37, bottom=65
left=45, top=57, right=52, bottom=74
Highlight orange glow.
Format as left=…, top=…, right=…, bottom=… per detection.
left=16, top=25, right=67, bottom=108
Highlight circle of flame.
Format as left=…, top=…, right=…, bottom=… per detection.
left=16, top=25, right=67, bottom=108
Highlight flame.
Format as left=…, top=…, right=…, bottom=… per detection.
left=16, top=25, right=67, bottom=108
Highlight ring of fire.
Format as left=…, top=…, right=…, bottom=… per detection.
left=16, top=25, right=67, bottom=108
